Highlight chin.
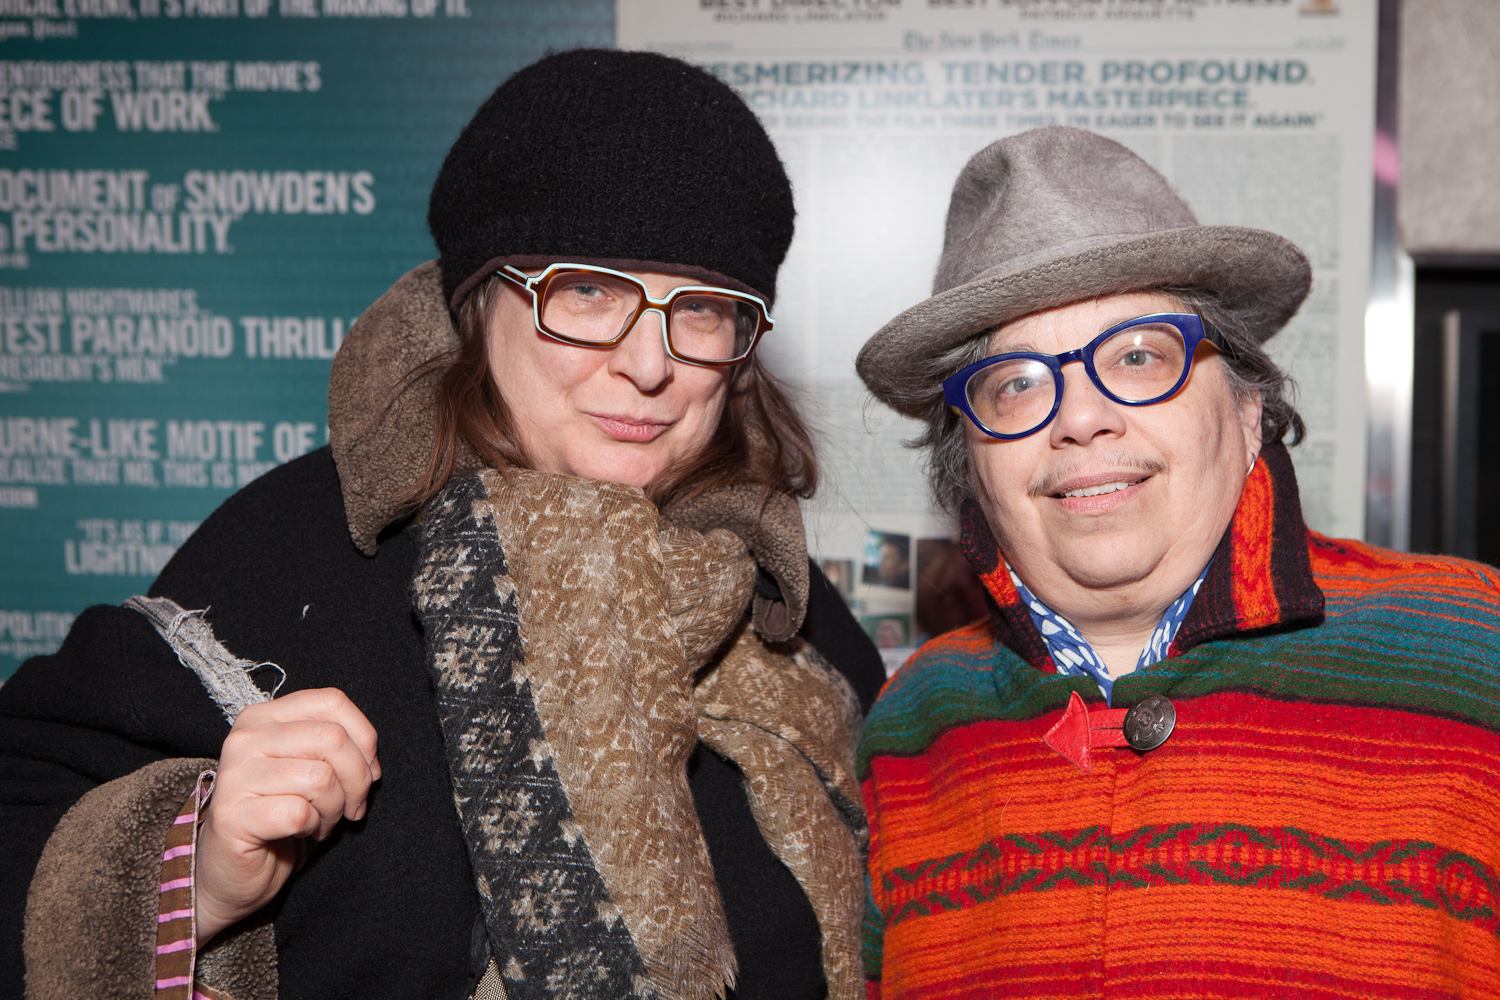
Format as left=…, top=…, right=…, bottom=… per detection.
left=1057, top=539, right=1161, bottom=590
left=568, top=451, right=669, bottom=490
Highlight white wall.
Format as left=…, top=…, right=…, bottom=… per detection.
left=1400, top=0, right=1500, bottom=255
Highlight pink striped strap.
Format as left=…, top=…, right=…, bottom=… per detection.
left=153, top=771, right=214, bottom=1000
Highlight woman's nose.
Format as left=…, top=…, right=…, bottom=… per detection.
left=1048, top=361, right=1127, bottom=446
left=607, top=308, right=674, bottom=391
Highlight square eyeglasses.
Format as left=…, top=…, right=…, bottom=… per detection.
left=496, top=263, right=773, bottom=366
left=942, top=312, right=1215, bottom=440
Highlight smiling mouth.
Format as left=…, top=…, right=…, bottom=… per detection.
left=1058, top=479, right=1144, bottom=499
left=1031, top=457, right=1166, bottom=501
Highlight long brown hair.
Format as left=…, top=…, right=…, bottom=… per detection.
left=403, top=273, right=818, bottom=511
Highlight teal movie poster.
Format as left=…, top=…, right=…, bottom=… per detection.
left=0, top=1, right=612, bottom=676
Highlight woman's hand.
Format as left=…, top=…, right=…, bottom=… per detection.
left=194, top=688, right=380, bottom=945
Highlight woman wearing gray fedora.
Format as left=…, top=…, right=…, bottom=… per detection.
left=856, top=126, right=1500, bottom=997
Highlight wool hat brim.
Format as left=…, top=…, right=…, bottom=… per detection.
left=857, top=224, right=1311, bottom=419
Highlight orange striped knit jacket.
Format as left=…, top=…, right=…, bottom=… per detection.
left=859, top=441, right=1500, bottom=999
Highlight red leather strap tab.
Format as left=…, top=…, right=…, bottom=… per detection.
left=1089, top=708, right=1129, bottom=748
left=1043, top=692, right=1091, bottom=770
left=1043, top=693, right=1129, bottom=772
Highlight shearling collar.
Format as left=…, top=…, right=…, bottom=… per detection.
left=327, top=261, right=473, bottom=556
left=326, top=260, right=810, bottom=639
left=960, top=439, right=1326, bottom=673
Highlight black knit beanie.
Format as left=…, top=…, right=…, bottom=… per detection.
left=429, top=49, right=795, bottom=312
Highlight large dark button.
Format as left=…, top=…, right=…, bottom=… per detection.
left=1122, top=694, right=1175, bottom=751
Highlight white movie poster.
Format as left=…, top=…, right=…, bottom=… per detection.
left=619, top=0, right=1375, bottom=669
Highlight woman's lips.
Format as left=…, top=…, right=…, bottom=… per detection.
left=590, top=413, right=671, bottom=443
left=1050, top=475, right=1150, bottom=514
left=1061, top=480, right=1136, bottom=499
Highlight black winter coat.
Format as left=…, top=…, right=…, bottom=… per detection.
left=0, top=448, right=885, bottom=1000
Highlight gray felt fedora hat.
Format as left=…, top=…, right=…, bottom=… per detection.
left=857, top=126, right=1312, bottom=418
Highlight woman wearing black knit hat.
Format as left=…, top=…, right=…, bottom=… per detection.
left=1, top=50, right=883, bottom=1000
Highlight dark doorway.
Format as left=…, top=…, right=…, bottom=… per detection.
left=1410, top=265, right=1500, bottom=560
left=1480, top=331, right=1500, bottom=564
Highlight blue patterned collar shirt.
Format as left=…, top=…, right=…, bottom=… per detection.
left=1006, top=559, right=1212, bottom=705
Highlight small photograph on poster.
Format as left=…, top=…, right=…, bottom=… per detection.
left=914, top=537, right=991, bottom=645
left=861, top=613, right=910, bottom=649
left=861, top=530, right=911, bottom=590
left=860, top=612, right=916, bottom=677
left=819, top=558, right=857, bottom=606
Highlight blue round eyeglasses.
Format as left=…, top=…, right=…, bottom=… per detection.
left=942, top=312, right=1215, bottom=440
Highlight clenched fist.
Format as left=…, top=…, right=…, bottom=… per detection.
left=194, top=688, right=380, bottom=944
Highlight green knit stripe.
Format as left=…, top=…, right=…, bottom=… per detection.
left=878, top=823, right=1496, bottom=936
left=862, top=570, right=1500, bottom=770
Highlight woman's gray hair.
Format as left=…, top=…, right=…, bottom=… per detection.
left=913, top=288, right=1306, bottom=515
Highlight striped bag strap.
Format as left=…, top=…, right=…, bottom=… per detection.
left=126, top=595, right=283, bottom=1000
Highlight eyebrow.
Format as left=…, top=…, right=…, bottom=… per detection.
left=988, top=312, right=1173, bottom=357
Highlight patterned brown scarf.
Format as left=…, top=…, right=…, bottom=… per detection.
left=411, top=468, right=865, bottom=1000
